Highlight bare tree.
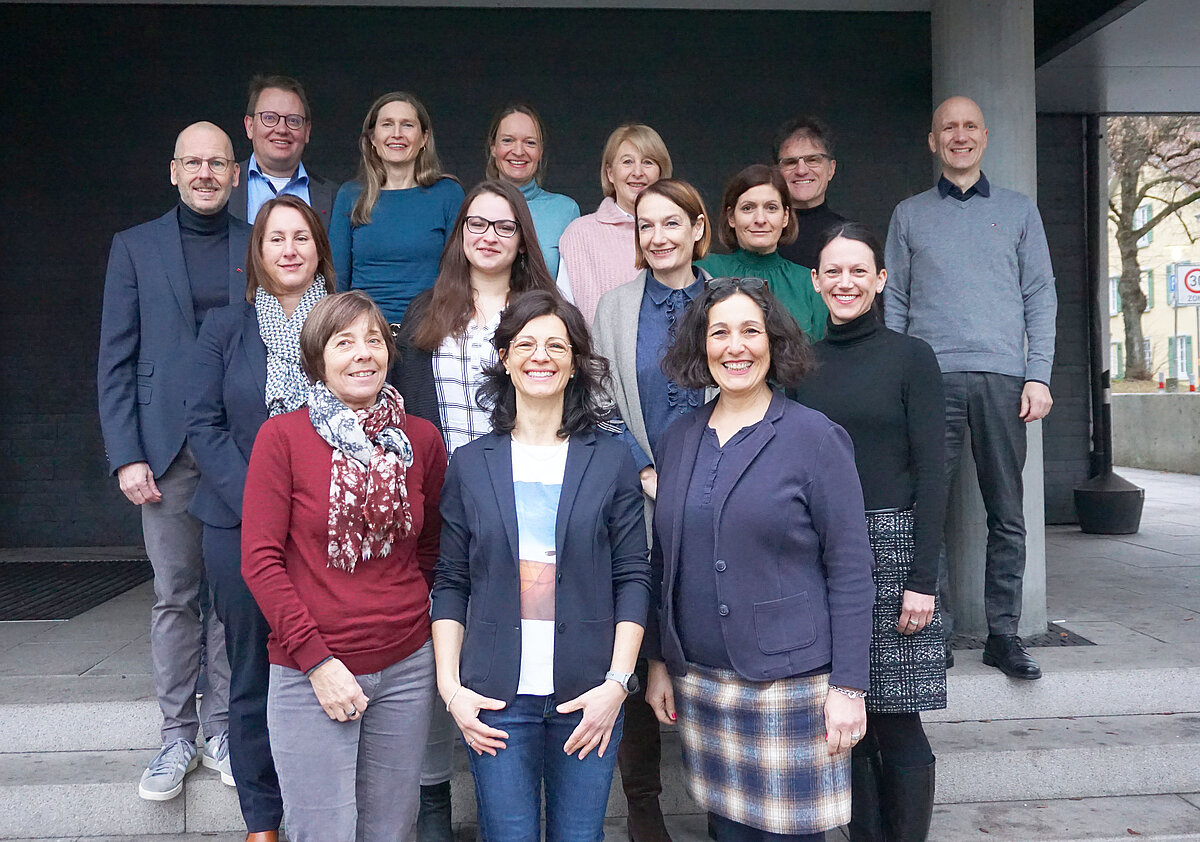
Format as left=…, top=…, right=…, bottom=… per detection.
left=1107, top=116, right=1200, bottom=379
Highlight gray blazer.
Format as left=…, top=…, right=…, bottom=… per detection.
left=592, top=268, right=716, bottom=537
left=228, top=158, right=338, bottom=230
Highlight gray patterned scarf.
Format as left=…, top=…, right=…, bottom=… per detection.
left=256, top=276, right=327, bottom=417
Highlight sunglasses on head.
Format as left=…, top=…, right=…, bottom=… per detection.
left=705, top=276, right=767, bottom=292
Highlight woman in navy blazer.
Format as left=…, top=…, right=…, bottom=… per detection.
left=187, top=195, right=335, bottom=842
left=644, top=278, right=875, bottom=841
left=430, top=290, right=651, bottom=842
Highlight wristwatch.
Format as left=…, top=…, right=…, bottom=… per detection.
left=605, top=670, right=639, bottom=694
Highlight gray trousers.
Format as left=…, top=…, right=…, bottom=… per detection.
left=939, top=372, right=1028, bottom=638
left=268, top=641, right=435, bottom=842
left=421, top=694, right=456, bottom=786
left=141, top=446, right=230, bottom=742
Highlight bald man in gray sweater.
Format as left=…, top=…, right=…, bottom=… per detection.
left=884, top=96, right=1056, bottom=681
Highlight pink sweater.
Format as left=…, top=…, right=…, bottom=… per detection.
left=558, top=197, right=637, bottom=324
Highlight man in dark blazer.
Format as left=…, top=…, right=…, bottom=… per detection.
left=97, top=121, right=249, bottom=802
left=228, top=74, right=336, bottom=229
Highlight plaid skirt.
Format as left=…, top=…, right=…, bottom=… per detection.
left=866, top=508, right=947, bottom=713
left=672, top=664, right=851, bottom=834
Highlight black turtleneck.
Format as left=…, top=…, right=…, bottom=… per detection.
left=790, top=312, right=945, bottom=594
left=778, top=201, right=847, bottom=271
left=178, top=202, right=231, bottom=332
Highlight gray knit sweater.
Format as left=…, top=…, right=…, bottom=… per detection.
left=882, top=184, right=1057, bottom=384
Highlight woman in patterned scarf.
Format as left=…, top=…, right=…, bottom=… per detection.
left=241, top=291, right=447, bottom=842
left=188, top=194, right=334, bottom=842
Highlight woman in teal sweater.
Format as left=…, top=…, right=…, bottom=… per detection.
left=699, top=164, right=828, bottom=340
left=331, top=92, right=464, bottom=326
left=484, top=104, right=580, bottom=278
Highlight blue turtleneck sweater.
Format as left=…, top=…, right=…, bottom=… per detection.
left=518, top=179, right=580, bottom=278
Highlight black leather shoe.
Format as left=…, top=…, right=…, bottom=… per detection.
left=944, top=642, right=954, bottom=669
left=982, top=634, right=1042, bottom=680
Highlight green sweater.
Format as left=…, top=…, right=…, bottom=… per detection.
left=698, top=248, right=828, bottom=340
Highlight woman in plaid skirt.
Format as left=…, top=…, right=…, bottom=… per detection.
left=645, top=278, right=876, bottom=840
left=792, top=223, right=948, bottom=841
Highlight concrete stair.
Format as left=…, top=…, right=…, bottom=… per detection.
left=2, top=642, right=1199, bottom=838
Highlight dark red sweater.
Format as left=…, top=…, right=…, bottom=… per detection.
left=241, top=408, right=446, bottom=675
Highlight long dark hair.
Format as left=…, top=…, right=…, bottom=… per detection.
left=663, top=279, right=813, bottom=390
left=476, top=290, right=612, bottom=437
left=411, top=180, right=556, bottom=351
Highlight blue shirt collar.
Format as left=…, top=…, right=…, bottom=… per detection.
left=938, top=171, right=990, bottom=201
left=644, top=268, right=703, bottom=305
left=248, top=153, right=309, bottom=187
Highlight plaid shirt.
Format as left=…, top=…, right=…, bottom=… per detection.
left=432, top=313, right=500, bottom=456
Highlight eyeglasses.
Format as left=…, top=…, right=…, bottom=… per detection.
left=706, top=276, right=767, bottom=292
left=173, top=156, right=233, bottom=175
left=777, top=154, right=830, bottom=171
left=255, top=111, right=307, bottom=130
left=465, top=216, right=520, bottom=238
left=508, top=337, right=572, bottom=359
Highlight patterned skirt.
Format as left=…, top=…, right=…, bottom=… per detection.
left=865, top=508, right=947, bottom=713
left=672, top=664, right=851, bottom=834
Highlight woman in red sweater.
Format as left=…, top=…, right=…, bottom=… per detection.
left=242, top=291, right=447, bottom=842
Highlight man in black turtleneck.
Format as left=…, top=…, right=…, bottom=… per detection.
left=98, top=121, right=250, bottom=802
left=773, top=116, right=848, bottom=272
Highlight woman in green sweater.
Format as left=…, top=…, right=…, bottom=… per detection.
left=699, top=164, right=828, bottom=339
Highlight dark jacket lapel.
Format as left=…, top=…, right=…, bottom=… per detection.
left=241, top=305, right=268, bottom=402
left=158, top=210, right=196, bottom=334
left=554, top=430, right=596, bottom=559
left=483, top=435, right=519, bottom=567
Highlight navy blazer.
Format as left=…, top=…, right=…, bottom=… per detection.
left=649, top=391, right=875, bottom=690
left=97, top=208, right=251, bottom=476
left=228, top=159, right=338, bottom=230
left=431, top=429, right=651, bottom=703
left=186, top=303, right=269, bottom=528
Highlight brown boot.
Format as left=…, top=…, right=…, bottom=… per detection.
left=245, top=832, right=278, bottom=842
left=619, top=667, right=672, bottom=842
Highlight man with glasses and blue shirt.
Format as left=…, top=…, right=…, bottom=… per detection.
left=229, top=75, right=337, bottom=228
left=98, top=121, right=246, bottom=804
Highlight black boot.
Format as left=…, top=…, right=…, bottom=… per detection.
left=879, top=759, right=935, bottom=842
left=417, top=781, right=454, bottom=842
left=619, top=663, right=672, bottom=842
left=846, top=752, right=886, bottom=842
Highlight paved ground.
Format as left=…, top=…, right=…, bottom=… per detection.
left=1, top=466, right=1197, bottom=840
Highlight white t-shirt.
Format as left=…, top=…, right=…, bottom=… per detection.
left=511, top=437, right=570, bottom=696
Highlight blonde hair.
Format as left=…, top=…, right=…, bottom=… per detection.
left=352, top=92, right=448, bottom=226
left=599, top=124, right=673, bottom=198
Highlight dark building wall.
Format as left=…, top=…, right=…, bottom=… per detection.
left=1037, top=114, right=1093, bottom=524
left=0, top=6, right=1092, bottom=544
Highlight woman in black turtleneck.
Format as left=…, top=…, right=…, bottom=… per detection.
left=790, top=222, right=946, bottom=842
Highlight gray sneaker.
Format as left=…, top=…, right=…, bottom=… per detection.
left=201, top=729, right=235, bottom=786
left=138, top=738, right=198, bottom=801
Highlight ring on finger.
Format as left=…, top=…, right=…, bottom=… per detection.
left=468, top=737, right=476, bottom=746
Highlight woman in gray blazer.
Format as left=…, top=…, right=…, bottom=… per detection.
left=590, top=178, right=713, bottom=841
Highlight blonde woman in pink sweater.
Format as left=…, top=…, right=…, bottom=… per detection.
left=557, top=125, right=672, bottom=324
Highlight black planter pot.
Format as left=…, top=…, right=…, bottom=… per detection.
left=1074, top=471, right=1145, bottom=534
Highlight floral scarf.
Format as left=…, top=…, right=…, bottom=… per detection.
left=308, top=381, right=414, bottom=572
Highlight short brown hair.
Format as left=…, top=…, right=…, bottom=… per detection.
left=633, top=179, right=711, bottom=269
left=245, top=195, right=337, bottom=302
left=662, top=280, right=813, bottom=390
left=716, top=164, right=798, bottom=251
left=299, top=291, right=396, bottom=384
left=600, top=124, right=673, bottom=198
left=246, top=74, right=311, bottom=121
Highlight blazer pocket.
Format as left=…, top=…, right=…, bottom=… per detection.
left=460, top=618, right=497, bottom=685
left=137, top=360, right=153, bottom=404
left=753, top=592, right=817, bottom=655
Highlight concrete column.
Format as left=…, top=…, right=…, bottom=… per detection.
left=931, top=0, right=1048, bottom=639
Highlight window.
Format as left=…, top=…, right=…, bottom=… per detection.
left=1135, top=203, right=1153, bottom=247
left=1142, top=269, right=1155, bottom=309
left=1144, top=338, right=1153, bottom=372
left=1111, top=341, right=1125, bottom=379
left=1109, top=276, right=1120, bottom=316
left=1169, top=335, right=1194, bottom=381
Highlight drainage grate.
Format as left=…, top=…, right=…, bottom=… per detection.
left=950, top=622, right=1094, bottom=651
left=0, top=559, right=152, bottom=621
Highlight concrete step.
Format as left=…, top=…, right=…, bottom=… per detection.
left=925, top=794, right=1200, bottom=841
left=0, top=749, right=242, bottom=839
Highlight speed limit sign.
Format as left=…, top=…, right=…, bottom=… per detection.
left=1176, top=264, right=1200, bottom=306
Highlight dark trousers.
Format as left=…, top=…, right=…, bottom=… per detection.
left=204, top=524, right=282, bottom=833
left=940, top=372, right=1028, bottom=637
left=617, top=659, right=663, bottom=805
left=708, top=813, right=823, bottom=842
left=850, top=712, right=933, bottom=768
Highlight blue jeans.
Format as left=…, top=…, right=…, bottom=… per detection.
left=469, top=694, right=624, bottom=842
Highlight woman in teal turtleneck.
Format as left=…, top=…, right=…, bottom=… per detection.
left=699, top=164, right=828, bottom=340
left=485, top=104, right=580, bottom=277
